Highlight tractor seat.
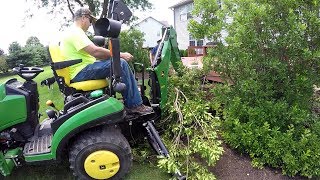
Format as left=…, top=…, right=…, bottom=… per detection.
left=48, top=44, right=108, bottom=95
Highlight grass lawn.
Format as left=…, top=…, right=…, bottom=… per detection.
left=1, top=66, right=170, bottom=180
left=4, top=161, right=169, bottom=180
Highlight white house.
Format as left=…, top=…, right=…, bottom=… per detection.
left=133, top=17, right=169, bottom=48
left=170, top=0, right=206, bottom=50
left=170, top=0, right=226, bottom=50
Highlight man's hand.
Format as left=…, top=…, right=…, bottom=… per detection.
left=120, top=52, right=133, bottom=61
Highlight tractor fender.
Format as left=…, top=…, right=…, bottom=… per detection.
left=50, top=97, right=124, bottom=160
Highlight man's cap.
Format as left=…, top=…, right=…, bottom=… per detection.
left=74, top=7, right=97, bottom=21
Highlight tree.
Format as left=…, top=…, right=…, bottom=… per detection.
left=0, top=48, right=4, bottom=56
left=28, top=0, right=152, bottom=27
left=25, top=36, right=49, bottom=66
left=0, top=48, right=8, bottom=73
left=0, top=49, right=8, bottom=72
left=6, top=38, right=49, bottom=68
left=7, top=48, right=33, bottom=69
left=0, top=56, right=8, bottom=73
left=25, top=36, right=41, bottom=46
left=190, top=0, right=320, bottom=177
left=7, top=42, right=23, bottom=68
left=119, top=29, right=149, bottom=71
left=8, top=42, right=22, bottom=55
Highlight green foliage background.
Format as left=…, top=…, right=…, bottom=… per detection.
left=179, top=49, right=188, bottom=57
left=189, top=0, right=320, bottom=177
left=119, top=29, right=150, bottom=71
left=5, top=37, right=49, bottom=70
left=0, top=56, right=8, bottom=73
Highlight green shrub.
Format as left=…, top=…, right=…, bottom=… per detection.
left=190, top=0, right=320, bottom=177
left=158, top=68, right=223, bottom=179
left=179, top=49, right=188, bottom=57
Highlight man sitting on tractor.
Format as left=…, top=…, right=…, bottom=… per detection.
left=60, top=7, right=153, bottom=115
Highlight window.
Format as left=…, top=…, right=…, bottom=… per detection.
left=180, top=13, right=187, bottom=21
left=180, top=3, right=194, bottom=21
left=197, top=40, right=203, bottom=46
left=187, top=12, right=193, bottom=20
left=189, top=35, right=195, bottom=46
left=189, top=34, right=195, bottom=40
left=190, top=35, right=204, bottom=47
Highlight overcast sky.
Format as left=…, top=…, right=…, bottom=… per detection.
left=0, top=0, right=179, bottom=53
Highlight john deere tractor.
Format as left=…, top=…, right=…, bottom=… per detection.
left=0, top=0, right=184, bottom=179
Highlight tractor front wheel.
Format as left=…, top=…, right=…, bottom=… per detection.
left=69, top=126, right=132, bottom=180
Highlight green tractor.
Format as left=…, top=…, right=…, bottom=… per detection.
left=0, top=0, right=184, bottom=179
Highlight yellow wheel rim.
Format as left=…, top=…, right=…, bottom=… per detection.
left=84, top=150, right=120, bottom=179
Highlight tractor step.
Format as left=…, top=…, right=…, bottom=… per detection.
left=23, top=135, right=52, bottom=156
left=125, top=111, right=157, bottom=122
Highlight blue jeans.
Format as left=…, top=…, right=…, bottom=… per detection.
left=72, top=59, right=142, bottom=108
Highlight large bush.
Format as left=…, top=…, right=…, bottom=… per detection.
left=190, top=0, right=320, bottom=177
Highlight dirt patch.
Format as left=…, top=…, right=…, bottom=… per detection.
left=210, top=143, right=307, bottom=180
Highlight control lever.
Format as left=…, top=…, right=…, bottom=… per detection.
left=46, top=100, right=59, bottom=111
left=46, top=109, right=57, bottom=120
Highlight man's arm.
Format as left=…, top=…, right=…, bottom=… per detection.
left=83, top=44, right=133, bottom=61
left=83, top=44, right=111, bottom=59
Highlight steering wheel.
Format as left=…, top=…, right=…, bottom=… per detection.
left=13, top=65, right=44, bottom=81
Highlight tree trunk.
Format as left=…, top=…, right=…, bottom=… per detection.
left=101, top=0, right=109, bottom=18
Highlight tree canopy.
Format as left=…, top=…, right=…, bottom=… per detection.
left=0, top=49, right=4, bottom=56
left=30, top=0, right=152, bottom=26
left=6, top=37, right=48, bottom=69
left=25, top=36, right=42, bottom=47
left=0, top=48, right=7, bottom=73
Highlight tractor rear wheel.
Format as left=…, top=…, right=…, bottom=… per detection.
left=69, top=126, right=132, bottom=180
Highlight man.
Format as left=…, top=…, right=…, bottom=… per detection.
left=149, top=39, right=161, bottom=64
left=60, top=7, right=152, bottom=114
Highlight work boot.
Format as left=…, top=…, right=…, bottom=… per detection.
left=127, top=104, right=153, bottom=115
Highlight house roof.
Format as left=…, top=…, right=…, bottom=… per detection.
left=133, top=16, right=169, bottom=27
left=169, top=0, right=193, bottom=9
left=160, top=21, right=170, bottom=27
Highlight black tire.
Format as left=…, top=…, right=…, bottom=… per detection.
left=69, top=126, right=132, bottom=180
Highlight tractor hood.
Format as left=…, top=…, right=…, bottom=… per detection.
left=0, top=80, right=27, bottom=131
